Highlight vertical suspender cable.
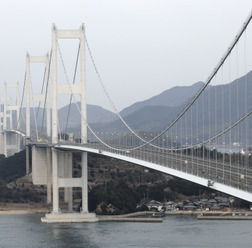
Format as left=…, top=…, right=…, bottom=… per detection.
left=214, top=75, right=218, bottom=179
left=16, top=73, right=26, bottom=130
left=208, top=82, right=211, bottom=176
left=228, top=56, right=232, bottom=184
left=63, top=42, right=80, bottom=136
left=235, top=45, right=240, bottom=182
left=221, top=67, right=225, bottom=180
left=244, top=30, right=248, bottom=188
left=36, top=66, right=47, bottom=119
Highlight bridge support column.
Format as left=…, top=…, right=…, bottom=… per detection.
left=41, top=149, right=98, bottom=223
left=26, top=146, right=30, bottom=175
left=16, top=134, right=21, bottom=153
left=63, top=152, right=73, bottom=211
left=52, top=148, right=59, bottom=213
left=31, top=145, right=53, bottom=207
left=0, top=132, right=5, bottom=156
left=3, top=132, right=7, bottom=157
left=46, top=147, right=52, bottom=204
left=5, top=132, right=21, bottom=157
left=81, top=152, right=88, bottom=213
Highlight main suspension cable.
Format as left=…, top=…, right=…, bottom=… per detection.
left=84, top=10, right=252, bottom=150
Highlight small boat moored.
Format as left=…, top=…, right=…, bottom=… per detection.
left=152, top=210, right=165, bottom=218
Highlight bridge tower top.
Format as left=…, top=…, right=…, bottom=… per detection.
left=51, top=24, right=86, bottom=144
left=3, top=82, right=19, bottom=130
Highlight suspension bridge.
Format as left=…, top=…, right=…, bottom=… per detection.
left=1, top=11, right=252, bottom=222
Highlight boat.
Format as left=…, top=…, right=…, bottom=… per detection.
left=152, top=210, right=165, bottom=218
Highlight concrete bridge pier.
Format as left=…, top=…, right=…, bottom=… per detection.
left=3, top=132, right=7, bottom=157
left=0, top=133, right=4, bottom=156
left=4, top=133, right=7, bottom=157
left=59, top=152, right=73, bottom=211
left=15, top=133, right=21, bottom=153
left=81, top=152, right=88, bottom=213
left=6, top=132, right=21, bottom=156
left=46, top=147, right=52, bottom=204
left=32, top=145, right=48, bottom=185
left=41, top=149, right=98, bottom=223
left=31, top=145, right=52, bottom=204
left=0, top=132, right=20, bottom=157
left=26, top=146, right=30, bottom=175
left=0, top=132, right=5, bottom=156
left=0, top=132, right=22, bottom=157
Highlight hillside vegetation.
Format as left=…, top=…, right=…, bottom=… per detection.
left=0, top=150, right=220, bottom=213
left=0, top=150, right=44, bottom=203
left=0, top=150, right=26, bottom=182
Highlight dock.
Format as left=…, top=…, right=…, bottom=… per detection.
left=98, top=217, right=162, bottom=222
left=97, top=211, right=162, bottom=222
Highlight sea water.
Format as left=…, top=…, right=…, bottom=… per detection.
left=0, top=214, right=251, bottom=248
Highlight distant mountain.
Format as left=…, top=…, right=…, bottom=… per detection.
left=87, top=71, right=252, bottom=144
left=17, top=103, right=117, bottom=131
left=57, top=103, right=117, bottom=129
left=120, top=81, right=204, bottom=117
left=25, top=80, right=205, bottom=130
left=17, top=71, right=252, bottom=145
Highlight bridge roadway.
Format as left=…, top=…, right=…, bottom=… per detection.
left=50, top=142, right=252, bottom=202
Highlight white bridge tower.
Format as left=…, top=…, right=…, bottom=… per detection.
left=42, top=24, right=97, bottom=223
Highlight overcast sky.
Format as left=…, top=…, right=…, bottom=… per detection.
left=1, top=0, right=252, bottom=111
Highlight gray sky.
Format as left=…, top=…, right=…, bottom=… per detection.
left=1, top=0, right=252, bottom=111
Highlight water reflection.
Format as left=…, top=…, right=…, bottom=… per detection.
left=48, top=223, right=100, bottom=248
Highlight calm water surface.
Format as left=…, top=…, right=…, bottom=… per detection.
left=0, top=214, right=251, bottom=248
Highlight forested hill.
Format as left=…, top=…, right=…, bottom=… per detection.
left=0, top=150, right=26, bottom=182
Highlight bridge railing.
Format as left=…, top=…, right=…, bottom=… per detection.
left=81, top=141, right=252, bottom=194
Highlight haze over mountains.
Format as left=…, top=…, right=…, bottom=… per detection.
left=24, top=71, right=252, bottom=142
left=120, top=81, right=204, bottom=117
left=55, top=80, right=204, bottom=130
